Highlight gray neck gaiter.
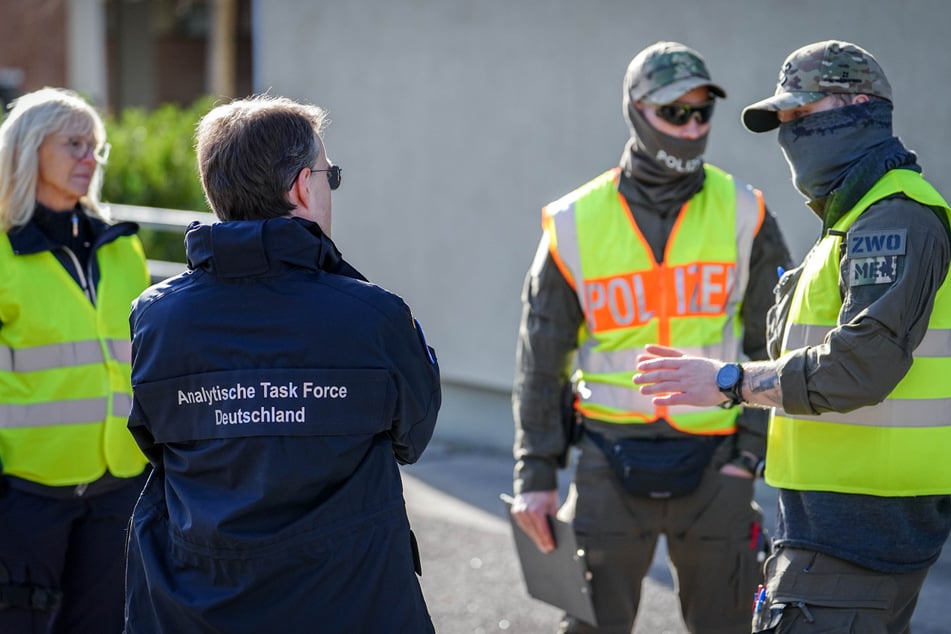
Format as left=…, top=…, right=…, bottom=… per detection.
left=777, top=100, right=894, bottom=205
left=619, top=102, right=708, bottom=216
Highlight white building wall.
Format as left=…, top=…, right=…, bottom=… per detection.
left=67, top=0, right=108, bottom=107
left=253, top=0, right=951, bottom=447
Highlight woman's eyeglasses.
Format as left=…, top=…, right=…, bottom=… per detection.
left=308, top=165, right=342, bottom=190
left=63, top=136, right=111, bottom=164
left=654, top=102, right=715, bottom=126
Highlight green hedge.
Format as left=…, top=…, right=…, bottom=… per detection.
left=102, top=96, right=217, bottom=262
left=102, top=96, right=214, bottom=210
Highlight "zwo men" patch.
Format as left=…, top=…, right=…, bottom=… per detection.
left=850, top=255, right=899, bottom=286
left=847, top=228, right=905, bottom=287
left=847, top=228, right=907, bottom=258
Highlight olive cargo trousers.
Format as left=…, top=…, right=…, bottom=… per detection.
left=557, top=436, right=766, bottom=633
left=752, top=547, right=930, bottom=634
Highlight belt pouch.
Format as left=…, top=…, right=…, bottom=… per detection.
left=586, top=430, right=718, bottom=498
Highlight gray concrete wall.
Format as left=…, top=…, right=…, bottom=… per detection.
left=255, top=0, right=951, bottom=450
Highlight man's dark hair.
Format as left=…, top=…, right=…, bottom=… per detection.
left=196, top=94, right=329, bottom=221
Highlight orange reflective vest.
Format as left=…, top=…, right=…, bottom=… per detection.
left=545, top=165, right=764, bottom=433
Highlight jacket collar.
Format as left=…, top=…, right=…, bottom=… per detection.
left=184, top=216, right=355, bottom=279
left=7, top=203, right=130, bottom=255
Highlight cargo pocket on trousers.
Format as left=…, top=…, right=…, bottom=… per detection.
left=752, top=576, right=892, bottom=633
left=752, top=600, right=859, bottom=633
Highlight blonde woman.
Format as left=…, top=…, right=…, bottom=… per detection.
left=0, top=87, right=149, bottom=633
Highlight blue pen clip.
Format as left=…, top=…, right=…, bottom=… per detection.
left=777, top=266, right=785, bottom=279
left=754, top=585, right=767, bottom=613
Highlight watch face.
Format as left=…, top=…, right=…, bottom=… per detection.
left=716, top=364, right=741, bottom=390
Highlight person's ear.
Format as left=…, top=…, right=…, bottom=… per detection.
left=287, top=167, right=309, bottom=207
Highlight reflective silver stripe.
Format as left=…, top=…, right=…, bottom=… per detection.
left=548, top=199, right=581, bottom=288
left=784, top=325, right=951, bottom=358
left=583, top=381, right=656, bottom=413
left=732, top=179, right=762, bottom=309
left=112, top=392, right=133, bottom=418
left=0, top=339, right=130, bottom=372
left=580, top=341, right=741, bottom=376
left=107, top=338, right=133, bottom=363
left=775, top=398, right=951, bottom=428
left=584, top=381, right=723, bottom=418
left=578, top=347, right=640, bottom=375
left=0, top=398, right=109, bottom=429
left=916, top=328, right=951, bottom=358
left=783, top=323, right=831, bottom=350
left=0, top=340, right=105, bottom=373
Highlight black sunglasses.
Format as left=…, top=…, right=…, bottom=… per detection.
left=308, top=164, right=343, bottom=190
left=654, top=101, right=715, bottom=126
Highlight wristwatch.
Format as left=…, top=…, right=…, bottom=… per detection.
left=737, top=452, right=766, bottom=479
left=716, top=363, right=744, bottom=409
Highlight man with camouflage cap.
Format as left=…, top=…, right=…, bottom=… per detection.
left=635, top=40, right=951, bottom=632
left=510, top=41, right=791, bottom=632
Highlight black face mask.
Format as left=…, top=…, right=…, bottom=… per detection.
left=625, top=102, right=708, bottom=176
left=777, top=100, right=893, bottom=203
left=619, top=102, right=709, bottom=215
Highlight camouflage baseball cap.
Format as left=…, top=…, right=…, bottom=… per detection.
left=742, top=40, right=892, bottom=133
left=624, top=41, right=726, bottom=106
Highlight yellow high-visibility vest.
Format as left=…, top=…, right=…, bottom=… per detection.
left=545, top=165, right=764, bottom=434
left=769, top=169, right=951, bottom=496
left=0, top=231, right=150, bottom=485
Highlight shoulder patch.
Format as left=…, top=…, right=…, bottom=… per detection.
left=850, top=255, right=899, bottom=286
left=847, top=228, right=906, bottom=258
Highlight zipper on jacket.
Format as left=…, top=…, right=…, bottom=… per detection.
left=54, top=219, right=137, bottom=307
left=60, top=246, right=97, bottom=305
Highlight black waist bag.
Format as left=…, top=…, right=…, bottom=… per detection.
left=586, top=430, right=720, bottom=499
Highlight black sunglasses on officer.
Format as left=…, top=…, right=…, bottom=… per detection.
left=307, top=164, right=343, bottom=190
left=653, top=101, right=716, bottom=126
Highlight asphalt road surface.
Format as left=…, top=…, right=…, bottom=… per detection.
left=402, top=443, right=951, bottom=634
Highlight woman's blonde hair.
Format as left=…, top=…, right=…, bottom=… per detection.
left=0, top=87, right=108, bottom=233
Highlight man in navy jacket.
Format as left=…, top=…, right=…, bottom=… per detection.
left=123, top=95, right=441, bottom=633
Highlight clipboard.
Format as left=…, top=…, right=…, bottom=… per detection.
left=500, top=494, right=597, bottom=626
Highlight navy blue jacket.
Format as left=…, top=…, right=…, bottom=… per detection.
left=124, top=217, right=441, bottom=633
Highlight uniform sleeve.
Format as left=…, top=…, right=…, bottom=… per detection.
left=385, top=302, right=441, bottom=466
left=732, top=205, right=794, bottom=461
left=127, top=304, right=162, bottom=465
left=512, top=235, right=585, bottom=494
left=778, top=197, right=951, bottom=414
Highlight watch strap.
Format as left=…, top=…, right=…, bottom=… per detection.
left=717, top=363, right=744, bottom=408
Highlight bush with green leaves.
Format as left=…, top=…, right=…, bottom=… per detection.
left=102, top=95, right=214, bottom=210
left=102, top=96, right=216, bottom=262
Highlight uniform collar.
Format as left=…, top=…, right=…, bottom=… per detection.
left=184, top=216, right=351, bottom=279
